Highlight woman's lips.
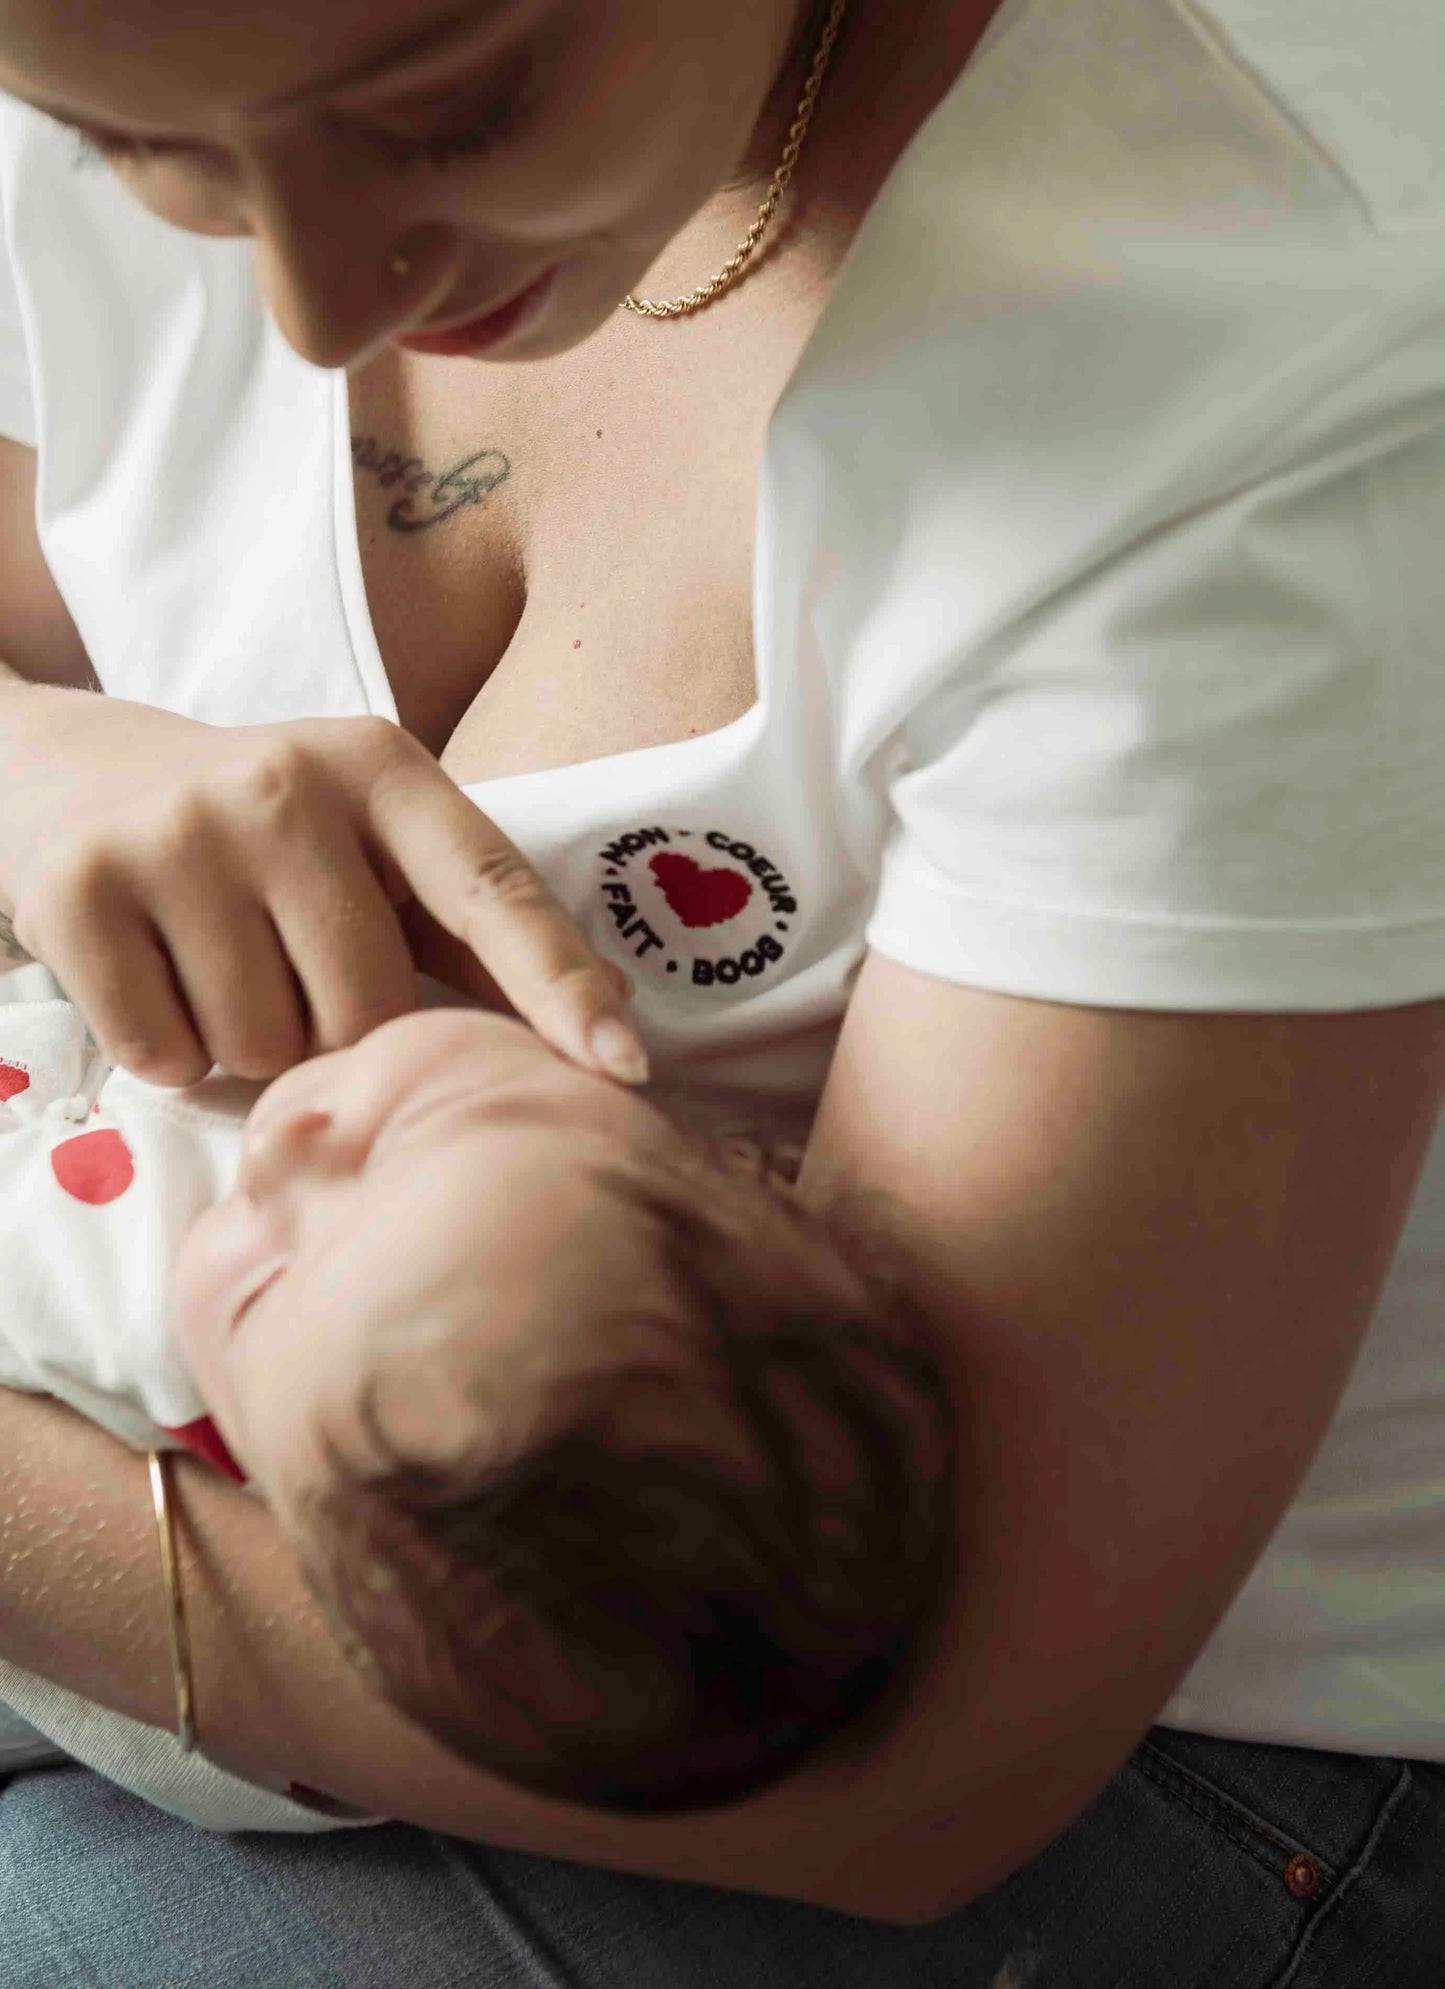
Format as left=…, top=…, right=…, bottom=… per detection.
left=393, top=268, right=557, bottom=357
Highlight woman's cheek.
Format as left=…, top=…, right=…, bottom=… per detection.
left=112, top=163, right=249, bottom=240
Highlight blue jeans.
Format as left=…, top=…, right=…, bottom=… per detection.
left=2, top=1726, right=1442, bottom=1987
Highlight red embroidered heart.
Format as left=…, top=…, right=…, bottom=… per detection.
left=649, top=852, right=752, bottom=929
left=0, top=1062, right=30, bottom=1102
left=51, top=1127, right=135, bottom=1205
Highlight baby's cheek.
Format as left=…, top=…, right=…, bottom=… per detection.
left=170, top=1203, right=244, bottom=1366
left=171, top=1225, right=213, bottom=1331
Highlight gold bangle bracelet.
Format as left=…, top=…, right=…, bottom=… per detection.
left=148, top=1450, right=197, bottom=1753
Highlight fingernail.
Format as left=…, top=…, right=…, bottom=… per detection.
left=589, top=1016, right=650, bottom=1086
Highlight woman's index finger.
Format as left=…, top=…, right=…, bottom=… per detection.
left=364, top=747, right=648, bottom=1084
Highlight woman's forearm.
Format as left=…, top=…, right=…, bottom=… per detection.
left=0, top=1391, right=269, bottom=1740
left=0, top=1390, right=465, bottom=1785
left=0, top=1390, right=964, bottom=1920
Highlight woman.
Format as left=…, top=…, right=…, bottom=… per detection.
left=1, top=0, right=1443, bottom=1982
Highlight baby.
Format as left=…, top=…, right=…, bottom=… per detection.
left=0, top=974, right=953, bottom=1814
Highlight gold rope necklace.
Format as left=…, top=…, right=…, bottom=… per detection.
left=622, top=0, right=849, bottom=320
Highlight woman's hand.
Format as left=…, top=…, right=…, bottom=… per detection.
left=0, top=684, right=644, bottom=1087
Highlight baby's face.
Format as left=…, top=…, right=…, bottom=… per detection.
left=174, top=1009, right=683, bottom=1520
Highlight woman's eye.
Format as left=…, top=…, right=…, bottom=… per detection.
left=346, top=54, right=538, bottom=173
left=70, top=49, right=539, bottom=180
left=419, top=103, right=521, bottom=169
left=73, top=127, right=196, bottom=168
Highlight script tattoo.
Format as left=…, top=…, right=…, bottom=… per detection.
left=0, top=909, right=33, bottom=969
left=351, top=434, right=511, bottom=533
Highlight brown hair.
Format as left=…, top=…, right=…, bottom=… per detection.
left=301, top=1168, right=955, bottom=1814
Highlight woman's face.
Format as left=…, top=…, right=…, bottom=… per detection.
left=0, top=0, right=806, bottom=366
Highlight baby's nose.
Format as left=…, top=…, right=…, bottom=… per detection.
left=238, top=1107, right=336, bottom=1201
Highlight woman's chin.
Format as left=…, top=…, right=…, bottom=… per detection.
left=468, top=256, right=648, bottom=363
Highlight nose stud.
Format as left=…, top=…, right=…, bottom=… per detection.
left=390, top=253, right=411, bottom=279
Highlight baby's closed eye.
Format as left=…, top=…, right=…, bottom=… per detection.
left=233, top=1262, right=287, bottom=1329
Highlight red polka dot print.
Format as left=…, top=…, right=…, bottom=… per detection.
left=51, top=1127, right=135, bottom=1205
left=0, top=1062, right=30, bottom=1103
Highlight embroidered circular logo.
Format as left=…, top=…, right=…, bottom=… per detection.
left=595, top=826, right=798, bottom=991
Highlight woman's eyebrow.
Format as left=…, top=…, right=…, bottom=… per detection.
left=4, top=5, right=537, bottom=153
left=257, top=3, right=504, bottom=112
left=0, top=6, right=502, bottom=144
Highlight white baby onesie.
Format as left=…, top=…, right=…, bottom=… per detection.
left=0, top=970, right=376, bottom=1829
left=0, top=992, right=251, bottom=1479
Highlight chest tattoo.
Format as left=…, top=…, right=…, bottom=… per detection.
left=351, top=434, right=512, bottom=534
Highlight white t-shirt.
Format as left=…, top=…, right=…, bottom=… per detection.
left=2, top=0, right=1444, bottom=1778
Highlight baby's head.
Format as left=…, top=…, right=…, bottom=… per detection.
left=176, top=1010, right=954, bottom=1813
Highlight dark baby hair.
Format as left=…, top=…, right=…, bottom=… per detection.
left=302, top=1168, right=955, bottom=1814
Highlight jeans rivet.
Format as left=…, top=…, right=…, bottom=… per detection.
left=1284, top=1853, right=1322, bottom=1899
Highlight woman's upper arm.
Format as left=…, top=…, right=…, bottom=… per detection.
left=0, top=434, right=92, bottom=689
left=794, top=952, right=1445, bottom=1905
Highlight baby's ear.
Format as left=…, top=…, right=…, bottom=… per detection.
left=357, top=1329, right=508, bottom=1482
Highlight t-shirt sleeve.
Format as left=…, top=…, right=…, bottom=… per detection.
left=867, top=368, right=1445, bottom=1012
left=0, top=156, right=36, bottom=448
left=762, top=0, right=1445, bottom=1016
